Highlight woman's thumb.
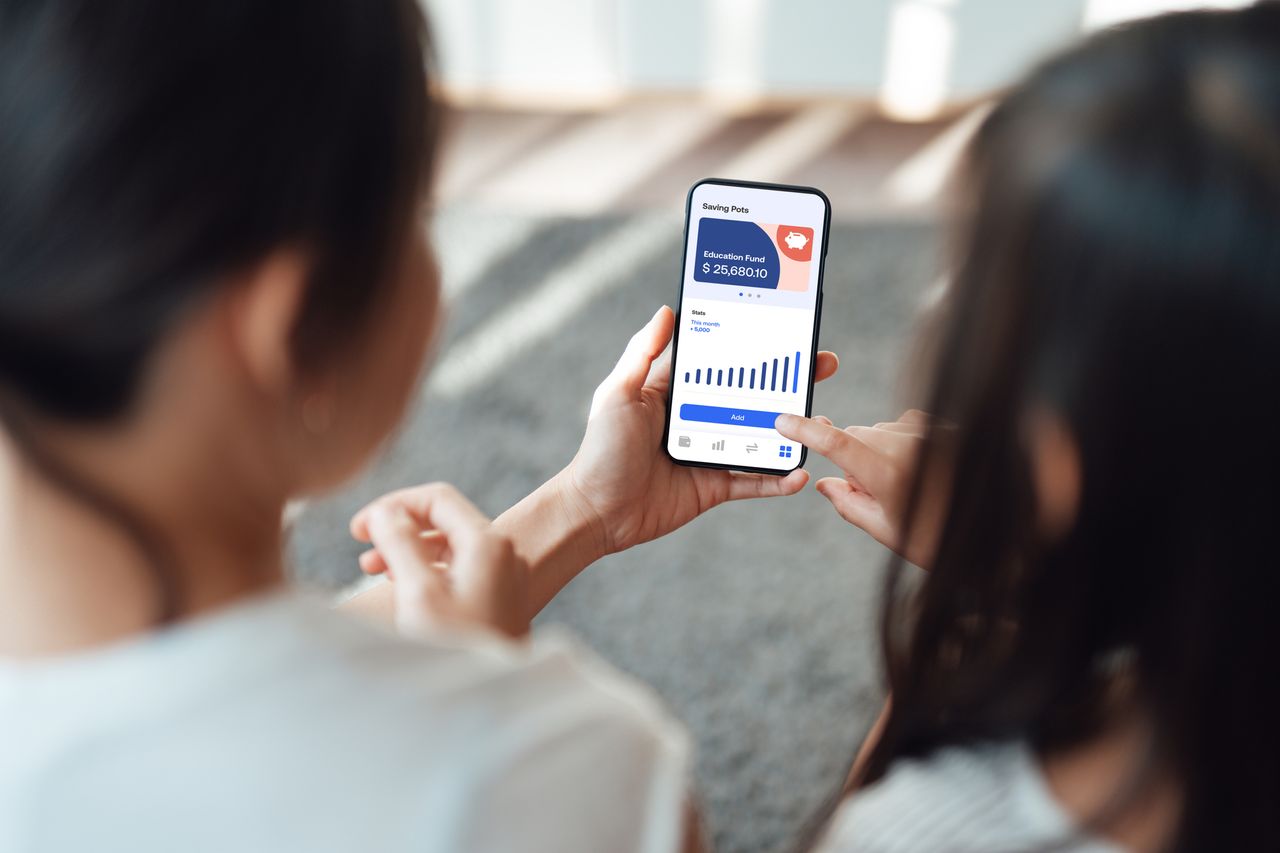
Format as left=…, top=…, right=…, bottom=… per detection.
left=595, top=306, right=673, bottom=410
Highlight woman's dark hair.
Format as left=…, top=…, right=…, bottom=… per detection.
left=855, top=4, right=1280, bottom=851
left=0, top=0, right=439, bottom=615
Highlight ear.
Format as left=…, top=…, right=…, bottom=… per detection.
left=1028, top=408, right=1083, bottom=541
left=222, top=250, right=311, bottom=395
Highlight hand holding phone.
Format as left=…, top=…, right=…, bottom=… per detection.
left=555, top=303, right=838, bottom=558
left=664, top=179, right=831, bottom=475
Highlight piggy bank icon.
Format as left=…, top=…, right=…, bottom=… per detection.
left=775, top=224, right=815, bottom=261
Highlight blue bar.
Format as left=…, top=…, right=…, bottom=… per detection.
left=761, top=362, right=767, bottom=388
left=680, top=404, right=783, bottom=429
left=783, top=356, right=790, bottom=392
left=738, top=367, right=744, bottom=387
left=696, top=369, right=701, bottom=384
left=771, top=358, right=778, bottom=391
left=684, top=372, right=690, bottom=383
left=794, top=351, right=801, bottom=393
left=717, top=369, right=723, bottom=386
left=750, top=368, right=756, bottom=389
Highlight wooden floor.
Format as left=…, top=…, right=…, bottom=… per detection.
left=434, top=99, right=990, bottom=220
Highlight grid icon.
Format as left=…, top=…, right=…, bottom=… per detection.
left=778, top=445, right=793, bottom=459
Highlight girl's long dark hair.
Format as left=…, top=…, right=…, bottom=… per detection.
left=0, top=0, right=440, bottom=618
left=852, top=5, right=1280, bottom=851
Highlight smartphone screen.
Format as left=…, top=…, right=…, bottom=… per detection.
left=664, top=179, right=830, bottom=474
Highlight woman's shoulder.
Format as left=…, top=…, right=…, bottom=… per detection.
left=820, top=741, right=1124, bottom=853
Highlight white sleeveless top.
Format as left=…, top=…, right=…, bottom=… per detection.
left=821, top=741, right=1124, bottom=852
left=0, top=591, right=689, bottom=853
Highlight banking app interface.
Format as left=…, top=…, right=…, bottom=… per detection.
left=668, top=183, right=826, bottom=472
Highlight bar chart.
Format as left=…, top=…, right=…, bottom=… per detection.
left=682, top=350, right=803, bottom=394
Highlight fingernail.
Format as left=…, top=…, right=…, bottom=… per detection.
left=775, top=413, right=797, bottom=431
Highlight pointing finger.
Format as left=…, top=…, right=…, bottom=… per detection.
left=775, top=413, right=892, bottom=494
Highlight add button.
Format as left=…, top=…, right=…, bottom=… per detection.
left=680, top=404, right=782, bottom=429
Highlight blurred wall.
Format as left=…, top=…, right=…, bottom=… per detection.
left=421, top=0, right=1254, bottom=117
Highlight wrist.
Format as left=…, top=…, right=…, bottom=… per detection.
left=549, top=466, right=613, bottom=559
left=493, top=469, right=609, bottom=618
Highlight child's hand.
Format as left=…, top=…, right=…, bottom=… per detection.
left=350, top=484, right=530, bottom=640
left=775, top=411, right=949, bottom=570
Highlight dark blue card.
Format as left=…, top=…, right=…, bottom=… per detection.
left=693, top=218, right=780, bottom=289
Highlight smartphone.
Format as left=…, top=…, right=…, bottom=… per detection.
left=664, top=178, right=831, bottom=474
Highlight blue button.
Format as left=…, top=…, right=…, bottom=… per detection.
left=680, top=404, right=782, bottom=429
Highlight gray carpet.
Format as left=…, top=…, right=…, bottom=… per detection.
left=289, top=210, right=939, bottom=853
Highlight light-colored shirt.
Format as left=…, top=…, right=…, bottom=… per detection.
left=0, top=591, right=689, bottom=853
left=822, top=741, right=1124, bottom=853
